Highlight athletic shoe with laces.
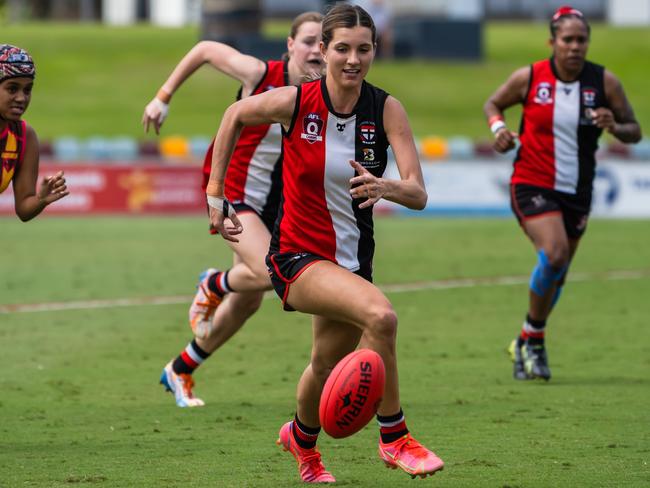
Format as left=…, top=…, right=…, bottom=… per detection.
left=508, top=338, right=530, bottom=380
left=276, top=421, right=336, bottom=483
left=189, top=268, right=221, bottom=339
left=159, top=361, right=205, bottom=407
left=522, top=341, right=551, bottom=381
left=378, top=433, right=444, bottom=479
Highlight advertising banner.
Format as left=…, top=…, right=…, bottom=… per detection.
left=378, top=160, right=650, bottom=218
left=2, top=161, right=648, bottom=218
left=0, top=163, right=206, bottom=215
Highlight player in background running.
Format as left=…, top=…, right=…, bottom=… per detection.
left=143, top=12, right=324, bottom=407
left=483, top=5, right=641, bottom=381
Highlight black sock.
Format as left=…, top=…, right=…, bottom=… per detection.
left=207, top=270, right=231, bottom=297
left=525, top=314, right=546, bottom=346
left=292, top=414, right=320, bottom=449
left=377, top=409, right=409, bottom=444
left=172, top=339, right=211, bottom=375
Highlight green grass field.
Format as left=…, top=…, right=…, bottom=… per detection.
left=1, top=22, right=649, bottom=140
left=2, top=216, right=649, bottom=487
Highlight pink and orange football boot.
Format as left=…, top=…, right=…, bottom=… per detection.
left=276, top=421, right=336, bottom=483
left=378, top=433, right=444, bottom=479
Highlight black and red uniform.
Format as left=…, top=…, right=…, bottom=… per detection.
left=266, top=77, right=389, bottom=308
left=0, top=120, right=26, bottom=194
left=203, top=60, right=288, bottom=231
left=511, top=57, right=607, bottom=237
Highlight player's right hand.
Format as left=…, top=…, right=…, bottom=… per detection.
left=207, top=196, right=243, bottom=243
left=142, top=97, right=169, bottom=135
left=38, top=170, right=69, bottom=205
left=493, top=127, right=518, bottom=153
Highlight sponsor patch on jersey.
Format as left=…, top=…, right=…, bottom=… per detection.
left=362, top=148, right=374, bottom=161
left=359, top=122, right=376, bottom=144
left=360, top=148, right=381, bottom=169
left=582, top=87, right=597, bottom=107
left=301, top=112, right=323, bottom=143
left=533, top=82, right=553, bottom=105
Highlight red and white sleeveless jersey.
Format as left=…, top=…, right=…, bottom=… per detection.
left=512, top=58, right=606, bottom=194
left=271, top=78, right=389, bottom=272
left=0, top=120, right=26, bottom=194
left=202, top=60, right=287, bottom=218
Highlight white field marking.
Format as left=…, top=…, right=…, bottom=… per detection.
left=1, top=268, right=649, bottom=315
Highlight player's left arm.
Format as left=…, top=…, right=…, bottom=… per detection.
left=13, top=124, right=69, bottom=221
left=349, top=96, right=426, bottom=210
left=593, top=70, right=642, bottom=143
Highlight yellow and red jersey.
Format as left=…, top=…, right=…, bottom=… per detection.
left=0, top=120, right=26, bottom=193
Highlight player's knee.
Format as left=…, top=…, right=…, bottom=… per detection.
left=365, top=306, right=398, bottom=343
left=544, top=244, right=570, bottom=268
left=530, top=248, right=568, bottom=296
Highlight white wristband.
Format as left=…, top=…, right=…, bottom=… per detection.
left=207, top=195, right=236, bottom=218
left=153, top=97, right=169, bottom=120
left=490, top=120, right=507, bottom=136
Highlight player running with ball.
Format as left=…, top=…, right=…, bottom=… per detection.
left=206, top=4, right=444, bottom=483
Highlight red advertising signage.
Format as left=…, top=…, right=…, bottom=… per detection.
left=0, top=163, right=206, bottom=215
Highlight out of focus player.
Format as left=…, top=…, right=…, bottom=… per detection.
left=0, top=44, right=68, bottom=220
left=483, top=6, right=641, bottom=381
left=142, top=13, right=324, bottom=407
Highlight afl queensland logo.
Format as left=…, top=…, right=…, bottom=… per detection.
left=301, top=112, right=323, bottom=143
left=533, top=82, right=553, bottom=105
left=359, top=122, right=376, bottom=144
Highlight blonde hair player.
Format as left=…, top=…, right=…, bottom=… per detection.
left=144, top=12, right=324, bottom=407
left=206, top=4, right=444, bottom=483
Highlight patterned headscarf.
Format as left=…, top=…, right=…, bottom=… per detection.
left=0, top=44, right=36, bottom=83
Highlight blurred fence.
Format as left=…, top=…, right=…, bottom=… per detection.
left=36, top=134, right=650, bottom=163
left=2, top=157, right=649, bottom=218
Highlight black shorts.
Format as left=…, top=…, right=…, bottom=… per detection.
left=206, top=202, right=276, bottom=235
left=266, top=252, right=373, bottom=311
left=510, top=184, right=591, bottom=239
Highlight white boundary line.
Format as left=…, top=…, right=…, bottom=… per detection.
left=1, top=268, right=649, bottom=315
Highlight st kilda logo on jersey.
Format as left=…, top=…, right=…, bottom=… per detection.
left=359, top=122, right=376, bottom=144
left=533, top=82, right=553, bottom=105
left=301, top=112, right=324, bottom=143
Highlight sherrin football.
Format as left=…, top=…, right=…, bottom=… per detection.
left=319, top=349, right=385, bottom=438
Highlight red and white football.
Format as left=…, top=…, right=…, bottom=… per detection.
left=319, top=349, right=385, bottom=439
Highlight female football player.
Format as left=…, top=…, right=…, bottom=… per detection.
left=1, top=44, right=68, bottom=220
left=205, top=4, right=444, bottom=482
left=483, top=5, right=641, bottom=381
left=144, top=13, right=324, bottom=407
